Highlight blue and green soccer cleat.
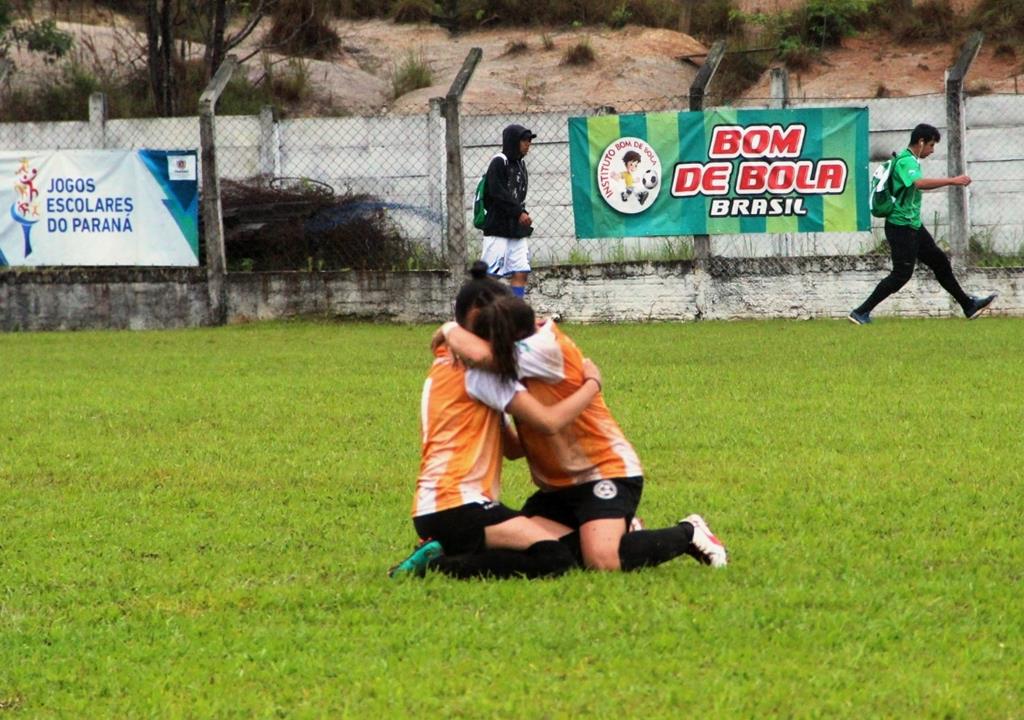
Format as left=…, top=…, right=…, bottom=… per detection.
left=388, top=539, right=443, bottom=578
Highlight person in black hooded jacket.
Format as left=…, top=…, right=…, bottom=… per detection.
left=480, top=123, right=536, bottom=298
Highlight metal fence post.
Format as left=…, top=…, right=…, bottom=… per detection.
left=769, top=67, right=789, bottom=110
left=89, top=93, right=107, bottom=148
left=688, top=41, right=726, bottom=263
left=441, top=48, right=482, bottom=277
left=428, top=97, right=447, bottom=259
left=945, top=31, right=982, bottom=267
left=199, top=55, right=238, bottom=326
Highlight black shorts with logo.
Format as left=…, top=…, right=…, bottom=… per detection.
left=413, top=501, right=520, bottom=555
left=520, top=476, right=643, bottom=529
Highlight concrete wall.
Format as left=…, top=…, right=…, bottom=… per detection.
left=4, top=260, right=1022, bottom=331
left=226, top=269, right=453, bottom=324
left=0, top=268, right=209, bottom=331
left=526, top=258, right=1024, bottom=322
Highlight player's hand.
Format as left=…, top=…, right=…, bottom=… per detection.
left=582, top=358, right=602, bottom=391
left=431, top=326, right=446, bottom=352
left=955, top=174, right=972, bottom=186
left=519, top=212, right=532, bottom=227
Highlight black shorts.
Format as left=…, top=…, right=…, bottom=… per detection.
left=520, top=477, right=643, bottom=529
left=413, top=501, right=521, bottom=555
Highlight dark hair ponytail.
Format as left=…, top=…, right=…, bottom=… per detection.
left=469, top=260, right=488, bottom=280
left=454, top=262, right=513, bottom=327
left=471, top=295, right=535, bottom=383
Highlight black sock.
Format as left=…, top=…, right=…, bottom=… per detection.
left=428, top=540, right=576, bottom=580
left=558, top=531, right=583, bottom=565
left=617, top=523, right=694, bottom=571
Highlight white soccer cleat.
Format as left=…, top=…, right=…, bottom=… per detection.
left=682, top=513, right=728, bottom=567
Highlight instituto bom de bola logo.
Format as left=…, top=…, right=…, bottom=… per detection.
left=596, top=137, right=662, bottom=215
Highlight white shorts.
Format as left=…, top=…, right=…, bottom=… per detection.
left=481, top=236, right=531, bottom=277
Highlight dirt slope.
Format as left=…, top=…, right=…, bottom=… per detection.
left=8, top=16, right=1023, bottom=116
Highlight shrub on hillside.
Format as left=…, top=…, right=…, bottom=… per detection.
left=390, top=50, right=432, bottom=99
left=884, top=0, right=961, bottom=43
left=969, top=0, right=1024, bottom=44
left=265, top=0, right=341, bottom=59
left=562, top=38, right=595, bottom=66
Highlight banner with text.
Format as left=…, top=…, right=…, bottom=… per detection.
left=0, top=149, right=199, bottom=267
left=569, top=107, right=869, bottom=238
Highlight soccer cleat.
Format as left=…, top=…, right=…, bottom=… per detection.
left=388, top=539, right=443, bottom=578
left=681, top=514, right=728, bottom=567
left=848, top=309, right=872, bottom=325
left=964, top=293, right=997, bottom=320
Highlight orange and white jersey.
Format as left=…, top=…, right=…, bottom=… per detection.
left=515, top=321, right=643, bottom=489
left=413, top=346, right=524, bottom=517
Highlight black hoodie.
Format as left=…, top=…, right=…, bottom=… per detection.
left=482, top=124, right=534, bottom=239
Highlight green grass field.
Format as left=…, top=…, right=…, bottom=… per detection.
left=2, top=318, right=1022, bottom=718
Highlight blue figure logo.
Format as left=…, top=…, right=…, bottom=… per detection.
left=11, top=158, right=41, bottom=260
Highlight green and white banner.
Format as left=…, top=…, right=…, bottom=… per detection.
left=569, top=107, right=870, bottom=238
left=1, top=149, right=199, bottom=267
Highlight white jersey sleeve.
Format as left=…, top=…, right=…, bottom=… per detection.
left=514, top=322, right=565, bottom=381
left=465, top=369, right=525, bottom=412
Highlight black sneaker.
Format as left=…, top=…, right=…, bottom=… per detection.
left=848, top=309, right=872, bottom=325
left=965, top=293, right=997, bottom=320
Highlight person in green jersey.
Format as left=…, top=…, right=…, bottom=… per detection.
left=849, top=123, right=996, bottom=324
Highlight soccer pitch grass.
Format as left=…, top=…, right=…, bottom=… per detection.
left=2, top=318, right=1022, bottom=717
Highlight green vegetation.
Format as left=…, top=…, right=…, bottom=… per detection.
left=4, top=0, right=1024, bottom=117
left=2, top=319, right=1022, bottom=716
left=390, top=49, right=433, bottom=98
left=563, top=238, right=695, bottom=264
left=0, top=0, right=72, bottom=64
left=561, top=36, right=596, bottom=66
left=0, top=49, right=325, bottom=121
left=969, top=229, right=1024, bottom=267
left=265, top=0, right=341, bottom=59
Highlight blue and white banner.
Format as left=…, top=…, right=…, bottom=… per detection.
left=1, top=149, right=199, bottom=267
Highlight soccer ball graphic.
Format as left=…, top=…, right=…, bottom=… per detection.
left=642, top=168, right=659, bottom=189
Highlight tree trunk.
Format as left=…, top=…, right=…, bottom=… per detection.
left=146, top=0, right=177, bottom=116
left=678, top=0, right=695, bottom=35
left=205, top=0, right=228, bottom=81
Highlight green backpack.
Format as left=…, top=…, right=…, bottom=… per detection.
left=869, top=153, right=898, bottom=218
left=472, top=152, right=506, bottom=230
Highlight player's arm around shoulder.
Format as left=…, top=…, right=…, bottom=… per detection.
left=442, top=322, right=495, bottom=369
left=505, top=359, right=602, bottom=435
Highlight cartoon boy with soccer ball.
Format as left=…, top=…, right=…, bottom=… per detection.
left=613, top=150, right=651, bottom=206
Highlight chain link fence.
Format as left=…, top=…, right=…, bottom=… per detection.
left=2, top=70, right=1022, bottom=275
left=963, top=93, right=1024, bottom=264
left=213, top=113, right=446, bottom=271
